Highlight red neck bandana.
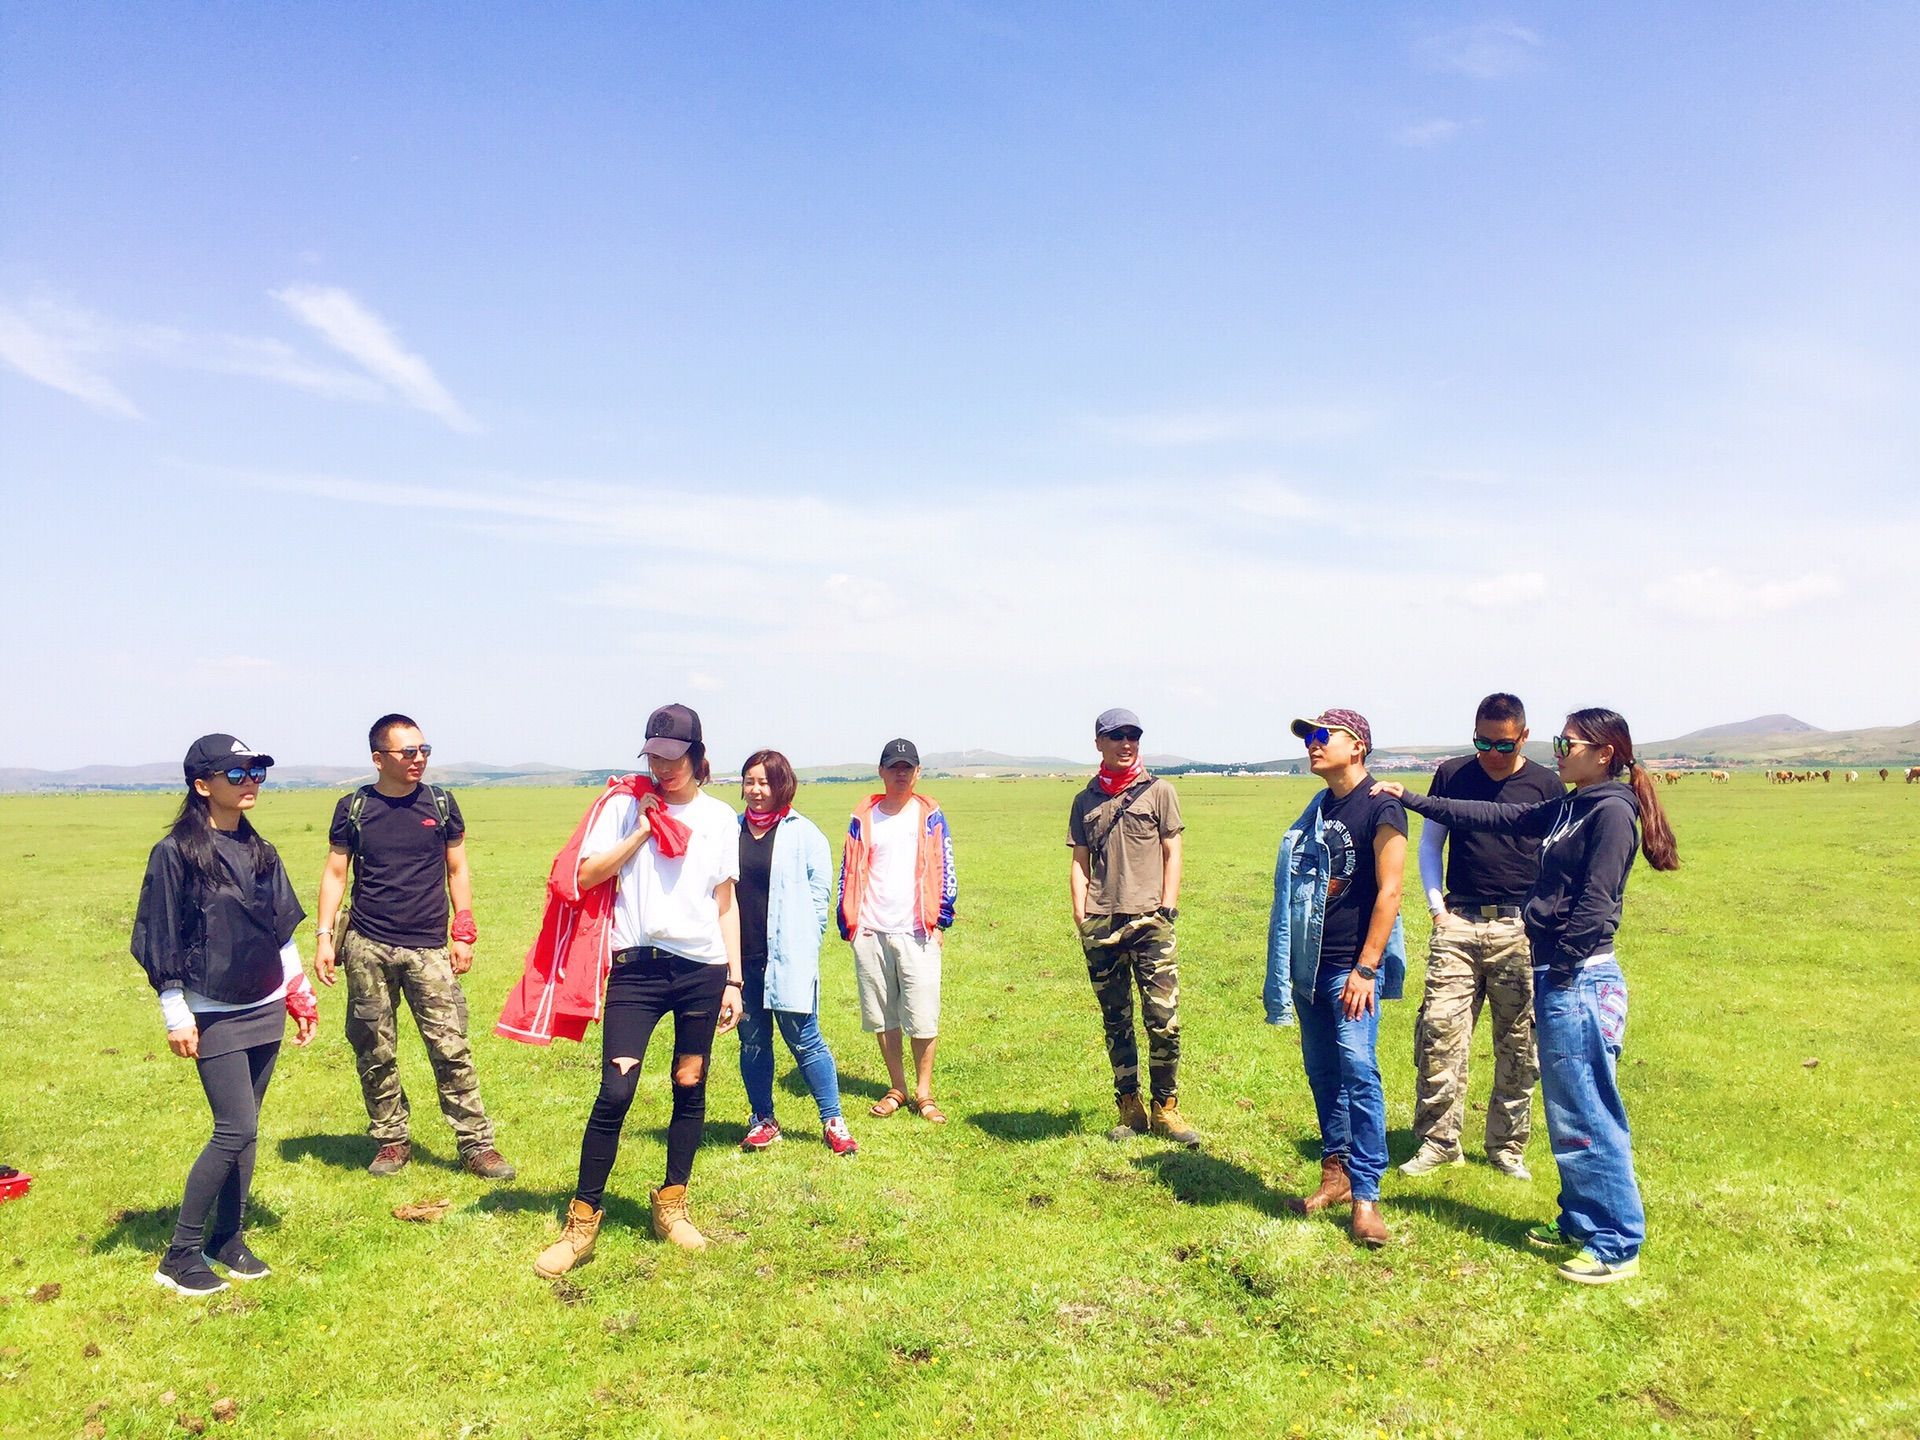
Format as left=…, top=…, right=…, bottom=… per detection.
left=744, top=806, right=789, bottom=833
left=1095, top=761, right=1146, bottom=796
left=611, top=775, right=692, bottom=858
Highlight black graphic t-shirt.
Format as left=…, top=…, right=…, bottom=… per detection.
left=329, top=786, right=465, bottom=948
left=1316, top=776, right=1408, bottom=969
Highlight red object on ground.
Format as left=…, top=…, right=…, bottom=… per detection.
left=0, top=1167, right=31, bottom=1202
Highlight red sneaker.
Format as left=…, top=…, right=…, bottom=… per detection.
left=741, top=1117, right=782, bottom=1151
left=823, top=1117, right=858, bottom=1156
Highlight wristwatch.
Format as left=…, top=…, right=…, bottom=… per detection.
left=1354, top=962, right=1379, bottom=981
left=1157, top=907, right=1179, bottom=923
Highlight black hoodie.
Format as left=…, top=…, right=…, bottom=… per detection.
left=1402, top=779, right=1641, bottom=972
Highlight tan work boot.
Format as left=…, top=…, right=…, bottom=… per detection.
left=1287, top=1156, right=1353, bottom=1215
left=533, top=1198, right=602, bottom=1278
left=1108, top=1092, right=1150, bottom=1142
left=650, top=1184, right=708, bottom=1251
left=1149, top=1096, right=1201, bottom=1149
left=1351, top=1199, right=1389, bottom=1249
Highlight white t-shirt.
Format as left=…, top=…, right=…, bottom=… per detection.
left=859, top=801, right=923, bottom=935
left=582, top=789, right=741, bottom=964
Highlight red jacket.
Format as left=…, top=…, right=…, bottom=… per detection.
left=495, top=775, right=676, bottom=1046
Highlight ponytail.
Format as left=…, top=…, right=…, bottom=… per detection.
left=1565, top=707, right=1680, bottom=872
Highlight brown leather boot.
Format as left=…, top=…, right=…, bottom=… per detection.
left=1287, top=1156, right=1353, bottom=1214
left=650, top=1184, right=708, bottom=1251
left=1149, top=1096, right=1201, bottom=1149
left=1108, top=1092, right=1150, bottom=1141
left=1351, top=1199, right=1389, bottom=1249
left=532, top=1198, right=602, bottom=1278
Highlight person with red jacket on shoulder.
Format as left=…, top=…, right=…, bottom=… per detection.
left=838, top=739, right=957, bottom=1124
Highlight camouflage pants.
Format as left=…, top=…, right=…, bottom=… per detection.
left=340, top=930, right=495, bottom=1155
left=1079, top=913, right=1181, bottom=1104
left=1411, top=914, right=1537, bottom=1162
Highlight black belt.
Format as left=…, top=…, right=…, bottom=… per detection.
left=612, top=945, right=685, bottom=965
left=1447, top=902, right=1525, bottom=921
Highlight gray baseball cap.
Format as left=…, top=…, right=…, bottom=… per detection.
left=1095, top=708, right=1143, bottom=737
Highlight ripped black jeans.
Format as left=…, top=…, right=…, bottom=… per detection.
left=574, top=949, right=728, bottom=1205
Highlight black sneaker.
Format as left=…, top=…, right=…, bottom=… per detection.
left=203, top=1234, right=270, bottom=1281
left=154, top=1245, right=228, bottom=1296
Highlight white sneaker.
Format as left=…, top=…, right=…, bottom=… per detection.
left=1488, top=1152, right=1533, bottom=1181
left=1399, top=1140, right=1466, bottom=1176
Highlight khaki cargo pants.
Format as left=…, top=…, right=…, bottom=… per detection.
left=1411, top=912, right=1538, bottom=1164
left=340, top=929, right=495, bottom=1156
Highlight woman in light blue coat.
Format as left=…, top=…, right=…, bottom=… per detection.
left=735, top=750, right=857, bottom=1155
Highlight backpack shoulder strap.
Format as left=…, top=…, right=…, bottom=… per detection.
left=341, top=785, right=369, bottom=852
left=428, top=784, right=451, bottom=828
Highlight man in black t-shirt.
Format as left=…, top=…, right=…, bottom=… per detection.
left=314, top=714, right=513, bottom=1180
left=1402, top=693, right=1565, bottom=1182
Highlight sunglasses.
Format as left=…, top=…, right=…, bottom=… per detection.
left=1473, top=736, right=1519, bottom=754
left=1303, top=726, right=1358, bottom=749
left=1552, top=735, right=1599, bottom=758
left=211, top=766, right=269, bottom=785
left=1104, top=729, right=1143, bottom=743
left=378, top=745, right=433, bottom=761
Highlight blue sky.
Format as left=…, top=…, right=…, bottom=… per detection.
left=3, top=4, right=1915, bottom=770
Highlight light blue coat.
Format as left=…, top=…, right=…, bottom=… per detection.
left=1264, top=790, right=1407, bottom=1026
left=749, top=812, right=835, bottom=1014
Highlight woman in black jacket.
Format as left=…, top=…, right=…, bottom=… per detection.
left=131, top=735, right=317, bottom=1296
left=1374, top=708, right=1677, bottom=1285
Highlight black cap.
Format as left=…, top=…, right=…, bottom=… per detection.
left=879, top=737, right=920, bottom=769
left=639, top=703, right=702, bottom=760
left=183, top=734, right=275, bottom=783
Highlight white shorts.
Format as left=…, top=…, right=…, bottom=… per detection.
left=851, top=929, right=942, bottom=1038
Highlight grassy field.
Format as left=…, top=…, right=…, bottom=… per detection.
left=1, top=776, right=1916, bottom=1439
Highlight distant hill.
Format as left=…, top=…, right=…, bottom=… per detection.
left=1662, top=714, right=1818, bottom=745
left=1645, top=719, right=1920, bottom=766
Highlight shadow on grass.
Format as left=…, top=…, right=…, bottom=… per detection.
left=1286, top=1127, right=1416, bottom=1165
left=1131, top=1149, right=1293, bottom=1219
left=469, top=1187, right=650, bottom=1232
left=278, top=1133, right=460, bottom=1171
left=1388, top=1192, right=1537, bottom=1250
left=92, top=1201, right=284, bottom=1254
left=967, top=1109, right=1084, bottom=1143
left=640, top=1119, right=750, bottom=1148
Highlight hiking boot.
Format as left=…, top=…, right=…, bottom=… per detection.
left=154, top=1245, right=228, bottom=1297
left=1107, top=1092, right=1150, bottom=1142
left=1487, top=1151, right=1532, bottom=1182
left=1149, top=1096, right=1200, bottom=1149
left=1288, top=1157, right=1353, bottom=1215
left=650, top=1184, right=707, bottom=1252
left=367, top=1141, right=411, bottom=1177
left=741, top=1116, right=783, bottom=1151
left=1525, top=1222, right=1574, bottom=1252
left=533, top=1198, right=602, bottom=1278
left=1351, top=1199, right=1389, bottom=1249
left=1398, top=1140, right=1465, bottom=1176
left=1557, top=1250, right=1640, bottom=1285
left=462, top=1147, right=517, bottom=1181
left=822, top=1117, right=859, bottom=1156
left=202, top=1233, right=270, bottom=1281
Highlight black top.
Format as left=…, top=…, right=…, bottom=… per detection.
left=1428, top=756, right=1566, bottom=906
left=131, top=826, right=305, bottom=1003
left=737, top=820, right=776, bottom=975
left=1316, top=777, right=1408, bottom=968
left=1402, top=780, right=1642, bottom=972
left=329, top=785, right=466, bottom=948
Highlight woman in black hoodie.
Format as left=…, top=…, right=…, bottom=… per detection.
left=1374, top=708, right=1677, bottom=1285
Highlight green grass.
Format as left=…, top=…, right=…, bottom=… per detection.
left=1, top=777, right=1916, bottom=1439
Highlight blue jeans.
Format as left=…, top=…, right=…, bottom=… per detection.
left=1536, top=960, right=1646, bottom=1263
left=737, top=971, right=843, bottom=1123
left=1296, top=964, right=1387, bottom=1201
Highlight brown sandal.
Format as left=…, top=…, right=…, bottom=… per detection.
left=870, top=1087, right=908, bottom=1118
left=915, top=1098, right=948, bottom=1125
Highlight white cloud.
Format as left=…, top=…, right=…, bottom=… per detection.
left=1080, top=403, right=1370, bottom=448
left=1462, top=571, right=1548, bottom=608
left=686, top=671, right=722, bottom=693
left=272, top=284, right=479, bottom=433
left=1395, top=118, right=1475, bottom=149
left=1416, top=22, right=1542, bottom=80
left=0, top=303, right=143, bottom=418
left=1644, top=568, right=1842, bottom=622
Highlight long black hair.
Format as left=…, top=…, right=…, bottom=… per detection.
left=167, top=784, right=277, bottom=890
left=1564, top=707, right=1679, bottom=872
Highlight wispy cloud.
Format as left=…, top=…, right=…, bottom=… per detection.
left=0, top=302, right=144, bottom=418
left=1462, top=570, right=1548, bottom=608
left=1080, top=403, right=1370, bottom=448
left=1416, top=22, right=1542, bottom=80
left=272, top=284, right=479, bottom=433
left=1644, top=568, right=1841, bottom=622
left=1394, top=117, right=1477, bottom=149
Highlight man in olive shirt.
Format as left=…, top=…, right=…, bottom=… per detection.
left=1068, top=708, right=1196, bottom=1147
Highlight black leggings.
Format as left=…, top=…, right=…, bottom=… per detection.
left=172, top=1041, right=280, bottom=1251
left=575, top=952, right=728, bottom=1205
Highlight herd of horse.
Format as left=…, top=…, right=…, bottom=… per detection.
left=1647, top=767, right=1920, bottom=784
